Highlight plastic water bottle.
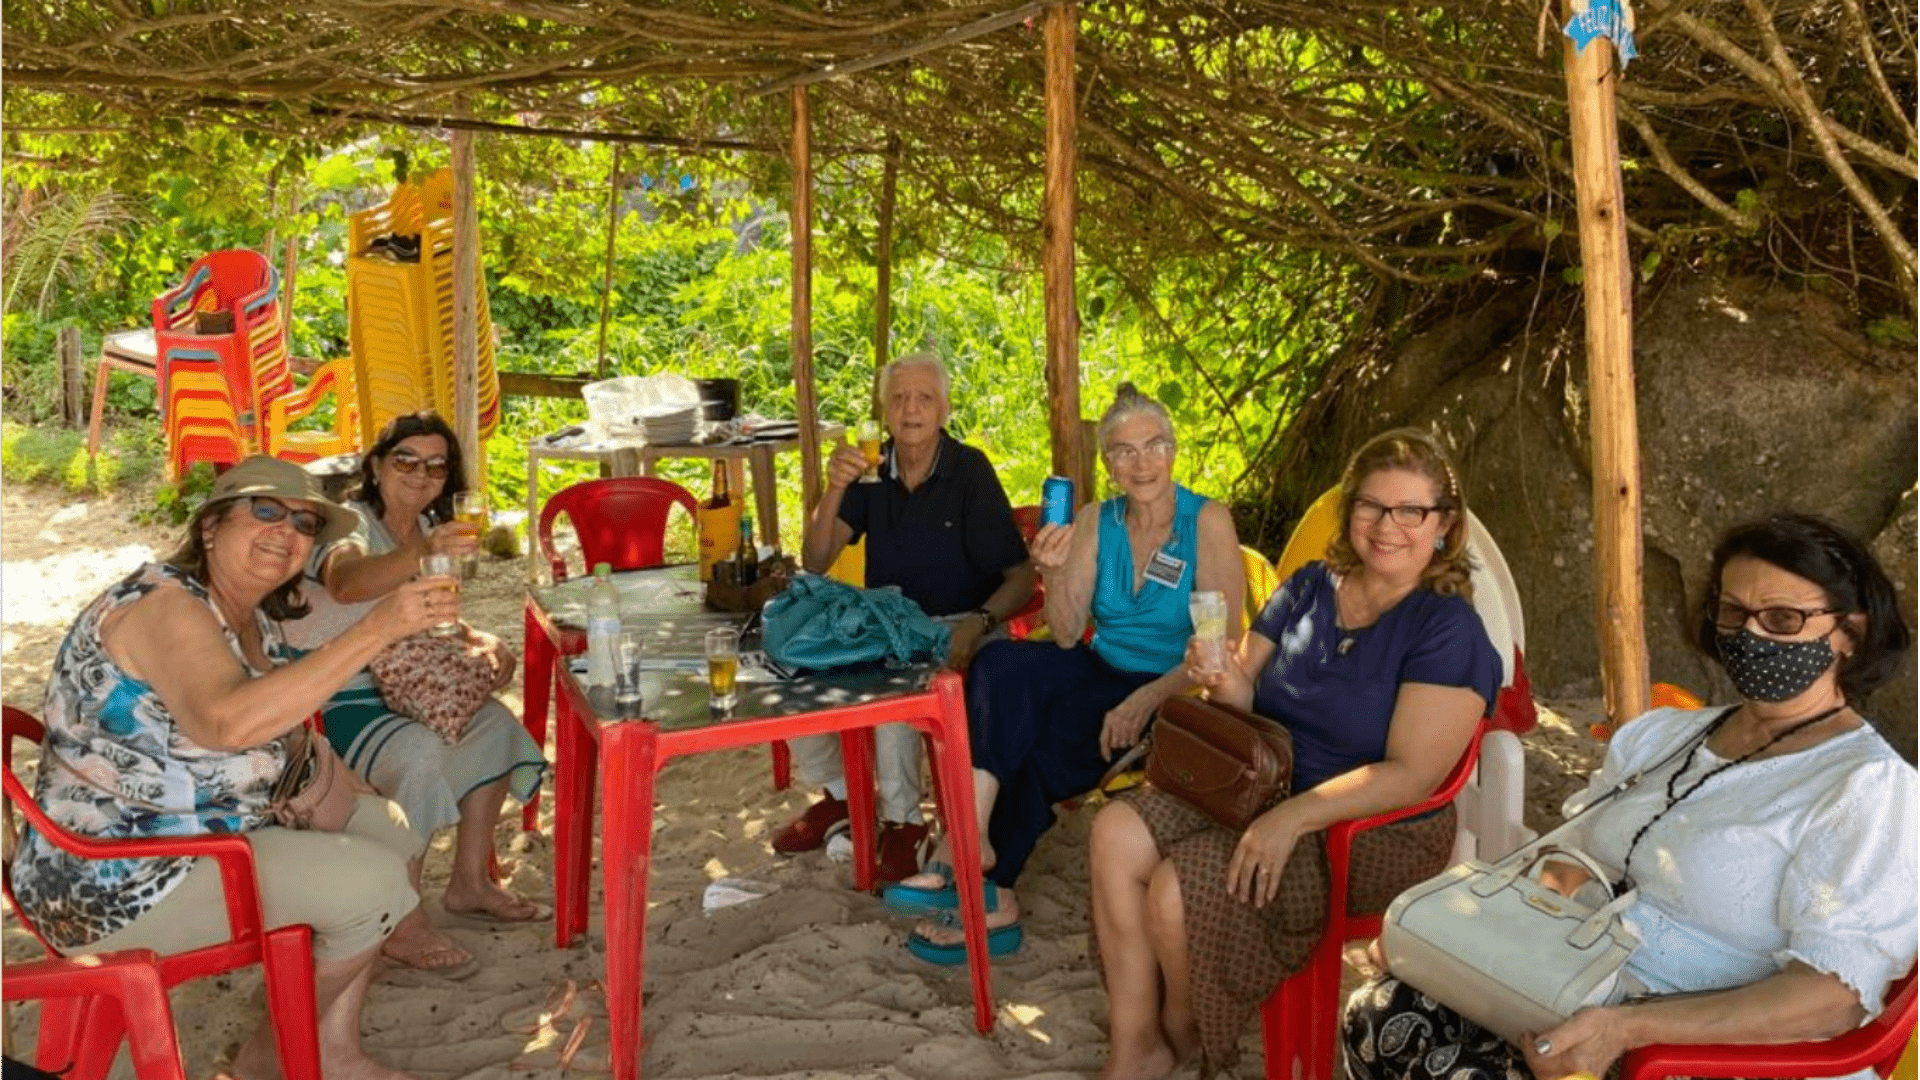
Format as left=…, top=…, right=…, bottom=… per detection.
left=585, top=562, right=621, bottom=707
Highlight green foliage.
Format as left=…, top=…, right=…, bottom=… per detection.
left=0, top=418, right=156, bottom=494
left=1866, top=317, right=1917, bottom=347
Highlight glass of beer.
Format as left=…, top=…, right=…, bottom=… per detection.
left=419, top=552, right=461, bottom=636
left=453, top=492, right=488, bottom=580
left=705, top=627, right=741, bottom=709
left=856, top=418, right=883, bottom=484
left=1188, top=590, right=1229, bottom=674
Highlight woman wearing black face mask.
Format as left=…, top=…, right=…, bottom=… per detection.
left=1342, top=512, right=1916, bottom=1080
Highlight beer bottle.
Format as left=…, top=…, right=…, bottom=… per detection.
left=736, top=515, right=759, bottom=586
left=707, top=460, right=731, bottom=509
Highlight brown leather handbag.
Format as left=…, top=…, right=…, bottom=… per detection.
left=1145, top=695, right=1293, bottom=830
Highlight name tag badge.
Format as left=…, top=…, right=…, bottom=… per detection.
left=1145, top=549, right=1187, bottom=589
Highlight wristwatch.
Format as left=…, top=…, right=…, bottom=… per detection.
left=972, top=607, right=996, bottom=634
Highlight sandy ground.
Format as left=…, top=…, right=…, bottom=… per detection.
left=1, top=481, right=1607, bottom=1079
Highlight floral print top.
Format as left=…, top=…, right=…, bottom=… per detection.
left=11, top=563, right=293, bottom=951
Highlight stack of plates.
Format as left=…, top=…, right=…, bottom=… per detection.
left=635, top=404, right=699, bottom=445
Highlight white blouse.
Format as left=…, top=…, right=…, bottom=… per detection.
left=1561, top=706, right=1917, bottom=1021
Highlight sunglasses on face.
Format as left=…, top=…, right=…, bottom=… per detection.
left=247, top=497, right=324, bottom=539
left=387, top=451, right=450, bottom=479
left=1350, top=496, right=1445, bottom=528
left=1713, top=599, right=1840, bottom=637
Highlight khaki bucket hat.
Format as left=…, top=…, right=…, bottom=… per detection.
left=203, top=456, right=358, bottom=547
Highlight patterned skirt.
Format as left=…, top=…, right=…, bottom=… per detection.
left=1092, top=786, right=1458, bottom=1077
left=1343, top=975, right=1530, bottom=1080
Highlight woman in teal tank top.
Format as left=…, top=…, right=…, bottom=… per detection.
left=885, top=384, right=1247, bottom=964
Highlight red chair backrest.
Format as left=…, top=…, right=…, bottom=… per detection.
left=537, top=477, right=700, bottom=582
left=1012, top=504, right=1041, bottom=541
left=2, top=704, right=57, bottom=953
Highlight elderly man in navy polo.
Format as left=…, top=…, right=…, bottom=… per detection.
left=777, top=352, right=1037, bottom=883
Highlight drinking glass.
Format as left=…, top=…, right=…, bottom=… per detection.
left=613, top=630, right=645, bottom=719
left=705, top=626, right=741, bottom=709
left=453, top=492, right=488, bottom=580
left=419, top=552, right=461, bottom=637
left=1188, top=590, right=1228, bottom=674
left=856, top=419, right=883, bottom=484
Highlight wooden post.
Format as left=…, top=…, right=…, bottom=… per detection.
left=790, top=86, right=824, bottom=519
left=596, top=145, right=624, bottom=379
left=451, top=128, right=482, bottom=487
left=871, top=134, right=900, bottom=417
left=1562, top=14, right=1650, bottom=727
left=1043, top=4, right=1090, bottom=498
left=57, top=326, right=83, bottom=428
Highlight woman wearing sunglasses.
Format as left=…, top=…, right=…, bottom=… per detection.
left=11, top=456, right=448, bottom=1080
left=284, top=411, right=547, bottom=976
left=1343, top=511, right=1916, bottom=1080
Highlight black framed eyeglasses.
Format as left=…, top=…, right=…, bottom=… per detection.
left=388, top=450, right=450, bottom=479
left=1713, top=599, right=1841, bottom=636
left=248, top=497, right=324, bottom=539
left=1350, top=496, right=1444, bottom=528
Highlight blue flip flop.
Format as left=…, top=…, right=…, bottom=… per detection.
left=906, top=920, right=1023, bottom=965
left=881, top=862, right=1000, bottom=917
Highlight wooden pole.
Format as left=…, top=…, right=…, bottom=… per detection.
left=451, top=128, right=482, bottom=487
left=1562, top=15, right=1650, bottom=727
left=790, top=86, right=824, bottom=518
left=596, top=145, right=624, bottom=379
left=1042, top=4, right=1089, bottom=498
left=57, top=325, right=83, bottom=429
left=871, top=134, right=899, bottom=417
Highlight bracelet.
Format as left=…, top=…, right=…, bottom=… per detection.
left=973, top=607, right=996, bottom=633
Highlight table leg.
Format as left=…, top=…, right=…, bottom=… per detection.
left=841, top=728, right=878, bottom=893
left=747, top=444, right=779, bottom=547
left=87, top=357, right=112, bottom=456
left=600, top=723, right=660, bottom=1080
left=553, top=686, right=598, bottom=947
left=521, top=603, right=554, bottom=833
left=526, top=447, right=543, bottom=580
left=926, top=673, right=994, bottom=1035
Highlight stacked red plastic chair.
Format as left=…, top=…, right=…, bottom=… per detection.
left=151, top=249, right=295, bottom=478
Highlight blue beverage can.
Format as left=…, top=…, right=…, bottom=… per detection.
left=1042, top=475, right=1075, bottom=528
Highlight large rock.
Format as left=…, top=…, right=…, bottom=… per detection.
left=1268, top=274, right=1916, bottom=759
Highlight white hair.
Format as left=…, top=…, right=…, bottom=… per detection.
left=1098, top=382, right=1174, bottom=447
left=880, top=352, right=951, bottom=403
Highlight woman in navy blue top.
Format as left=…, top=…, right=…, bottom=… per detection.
left=886, top=384, right=1247, bottom=965
left=1091, top=428, right=1500, bottom=1080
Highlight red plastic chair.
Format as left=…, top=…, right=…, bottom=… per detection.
left=1003, top=505, right=1048, bottom=639
left=2, top=705, right=322, bottom=1080
left=2, top=949, right=189, bottom=1080
left=522, top=477, right=701, bottom=830
left=1260, top=720, right=1485, bottom=1080
left=1620, top=967, right=1916, bottom=1079
left=536, top=476, right=700, bottom=584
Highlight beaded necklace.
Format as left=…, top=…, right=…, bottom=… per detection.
left=1617, top=703, right=1848, bottom=893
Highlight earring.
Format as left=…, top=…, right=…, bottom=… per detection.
left=1434, top=536, right=1447, bottom=552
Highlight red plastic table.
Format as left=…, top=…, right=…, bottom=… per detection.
left=526, top=568, right=996, bottom=1080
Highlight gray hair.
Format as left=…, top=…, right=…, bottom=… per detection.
left=1097, top=382, right=1174, bottom=448
left=879, top=352, right=951, bottom=403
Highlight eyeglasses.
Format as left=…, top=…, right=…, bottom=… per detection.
left=1351, top=496, right=1445, bottom=528
left=1713, top=599, right=1841, bottom=636
left=247, top=497, right=324, bottom=539
left=388, top=451, right=450, bottom=479
left=1105, top=438, right=1176, bottom=467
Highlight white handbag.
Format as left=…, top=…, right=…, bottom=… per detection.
left=1378, top=730, right=1705, bottom=1044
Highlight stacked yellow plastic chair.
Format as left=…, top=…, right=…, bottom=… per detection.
left=345, top=169, right=502, bottom=450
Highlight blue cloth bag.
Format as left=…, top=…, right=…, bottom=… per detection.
left=761, top=574, right=951, bottom=671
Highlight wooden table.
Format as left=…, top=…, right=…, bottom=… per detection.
left=523, top=423, right=843, bottom=559
left=524, top=567, right=995, bottom=1080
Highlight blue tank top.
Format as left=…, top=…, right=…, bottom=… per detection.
left=1090, top=485, right=1206, bottom=674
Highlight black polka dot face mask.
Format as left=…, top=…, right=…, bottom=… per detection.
left=1716, top=627, right=1835, bottom=703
